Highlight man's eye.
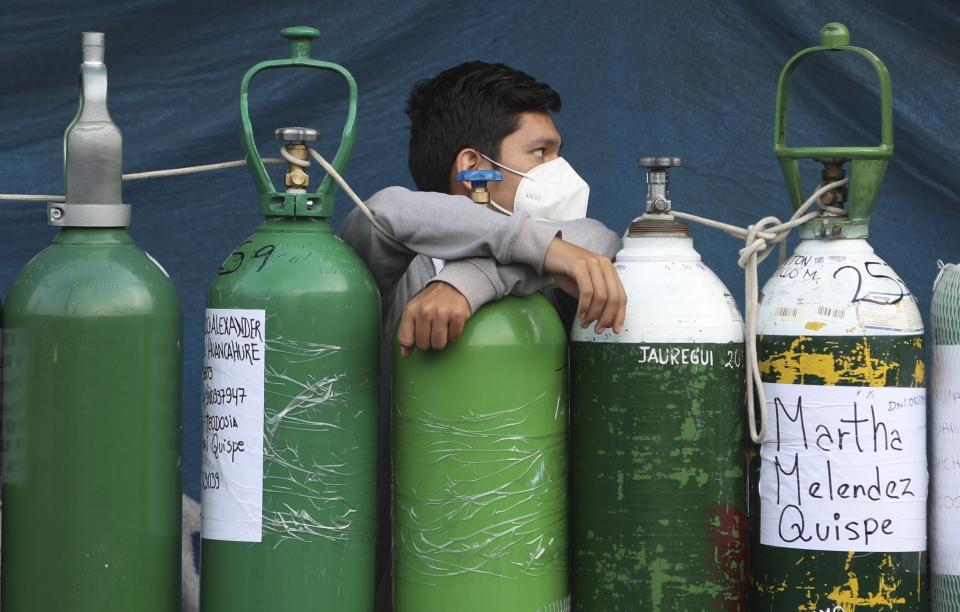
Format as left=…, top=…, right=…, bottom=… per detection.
left=533, top=148, right=545, bottom=159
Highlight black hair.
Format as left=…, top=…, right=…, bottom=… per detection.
left=405, top=61, right=561, bottom=193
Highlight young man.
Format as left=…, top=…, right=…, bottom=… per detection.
left=340, top=61, right=625, bottom=611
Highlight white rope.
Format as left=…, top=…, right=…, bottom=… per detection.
left=303, top=148, right=398, bottom=241
left=934, top=260, right=957, bottom=291
left=671, top=178, right=850, bottom=444
left=0, top=194, right=65, bottom=202
left=122, top=158, right=285, bottom=180
left=0, top=158, right=287, bottom=202
left=0, top=146, right=400, bottom=244
left=275, top=146, right=404, bottom=246
left=0, top=149, right=850, bottom=445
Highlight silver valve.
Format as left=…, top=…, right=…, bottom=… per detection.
left=276, top=127, right=319, bottom=190
left=637, top=156, right=682, bottom=214
left=50, top=32, right=131, bottom=228
left=275, top=127, right=319, bottom=143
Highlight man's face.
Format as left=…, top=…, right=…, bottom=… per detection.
left=483, top=111, right=562, bottom=213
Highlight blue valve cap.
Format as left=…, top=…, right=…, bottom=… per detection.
left=456, top=169, right=503, bottom=185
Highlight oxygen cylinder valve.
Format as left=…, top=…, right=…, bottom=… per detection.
left=632, top=157, right=687, bottom=236
left=637, top=157, right=682, bottom=214
left=457, top=169, right=503, bottom=205
left=276, top=127, right=319, bottom=191
left=816, top=158, right=849, bottom=209
left=51, top=31, right=130, bottom=228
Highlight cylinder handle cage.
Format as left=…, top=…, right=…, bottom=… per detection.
left=240, top=26, right=358, bottom=218
left=775, top=22, right=893, bottom=239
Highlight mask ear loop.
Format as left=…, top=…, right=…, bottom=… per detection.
left=474, top=152, right=520, bottom=216
left=488, top=200, right=513, bottom=216
left=478, top=152, right=531, bottom=179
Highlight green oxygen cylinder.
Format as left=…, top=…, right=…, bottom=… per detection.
left=1, top=32, right=182, bottom=611
left=393, top=170, right=570, bottom=612
left=199, top=27, right=379, bottom=612
left=749, top=23, right=927, bottom=611
left=931, top=262, right=960, bottom=611
left=570, top=158, right=747, bottom=611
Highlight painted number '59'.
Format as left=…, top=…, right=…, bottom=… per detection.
left=217, top=242, right=277, bottom=275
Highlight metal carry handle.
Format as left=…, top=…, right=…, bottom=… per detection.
left=240, top=26, right=359, bottom=217
left=774, top=22, right=893, bottom=220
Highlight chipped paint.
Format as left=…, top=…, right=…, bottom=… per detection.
left=750, top=335, right=926, bottom=611
left=758, top=335, right=924, bottom=388
left=571, top=341, right=746, bottom=610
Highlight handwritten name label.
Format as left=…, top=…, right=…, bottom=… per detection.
left=932, top=345, right=960, bottom=574
left=760, top=383, right=927, bottom=552
left=200, top=308, right=266, bottom=543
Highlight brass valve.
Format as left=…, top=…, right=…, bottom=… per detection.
left=275, top=127, right=319, bottom=191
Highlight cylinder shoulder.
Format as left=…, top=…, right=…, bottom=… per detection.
left=426, top=294, right=566, bottom=352
left=572, top=258, right=744, bottom=344
left=209, top=226, right=379, bottom=304
left=758, top=242, right=923, bottom=337
left=7, top=241, right=180, bottom=318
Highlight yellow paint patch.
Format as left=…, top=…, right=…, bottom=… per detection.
left=759, top=336, right=900, bottom=387
left=804, top=553, right=908, bottom=612
left=805, top=322, right=827, bottom=331
left=913, top=359, right=925, bottom=386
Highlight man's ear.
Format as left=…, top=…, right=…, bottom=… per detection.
left=449, top=148, right=483, bottom=194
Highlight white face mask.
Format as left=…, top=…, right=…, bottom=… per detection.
left=480, top=153, right=590, bottom=221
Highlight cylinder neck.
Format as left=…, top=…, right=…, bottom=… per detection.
left=258, top=216, right=333, bottom=233
left=619, top=234, right=700, bottom=262
left=628, top=217, right=688, bottom=237
left=53, top=227, right=134, bottom=245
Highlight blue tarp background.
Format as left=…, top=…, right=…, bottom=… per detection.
left=0, top=0, right=956, bottom=505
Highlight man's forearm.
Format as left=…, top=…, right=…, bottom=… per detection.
left=340, top=186, right=560, bottom=292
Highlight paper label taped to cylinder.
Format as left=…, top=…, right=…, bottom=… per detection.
left=932, top=345, right=960, bottom=574
left=200, top=308, right=266, bottom=542
left=759, top=382, right=927, bottom=552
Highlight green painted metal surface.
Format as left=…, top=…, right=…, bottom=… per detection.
left=774, top=22, right=893, bottom=240
left=200, top=218, right=379, bottom=611
left=750, top=334, right=926, bottom=611
left=569, top=341, right=747, bottom=611
left=394, top=294, right=569, bottom=612
left=932, top=264, right=960, bottom=611
left=240, top=27, right=358, bottom=218
left=2, top=228, right=182, bottom=611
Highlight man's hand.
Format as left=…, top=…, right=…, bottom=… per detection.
left=397, top=282, right=471, bottom=358
left=543, top=238, right=627, bottom=334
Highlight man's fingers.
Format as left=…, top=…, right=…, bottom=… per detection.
left=414, top=308, right=433, bottom=351
left=582, top=259, right=608, bottom=327
left=575, top=264, right=594, bottom=324
left=397, top=308, right=416, bottom=358
left=431, top=311, right=450, bottom=350
left=596, top=261, right=622, bottom=333
left=448, top=313, right=466, bottom=343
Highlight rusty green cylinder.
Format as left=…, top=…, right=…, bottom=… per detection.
left=570, top=225, right=747, bottom=611
left=2, top=228, right=182, bottom=611
left=750, top=241, right=927, bottom=611
left=393, top=294, right=569, bottom=612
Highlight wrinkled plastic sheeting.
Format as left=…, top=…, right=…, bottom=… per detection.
left=394, top=385, right=569, bottom=605
left=261, top=335, right=377, bottom=547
